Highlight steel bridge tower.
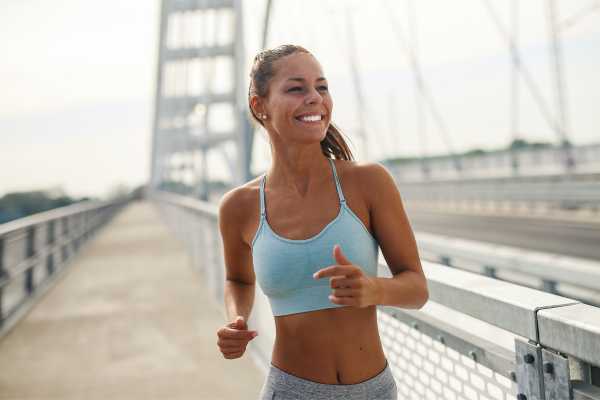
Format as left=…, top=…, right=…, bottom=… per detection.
left=149, top=0, right=253, bottom=200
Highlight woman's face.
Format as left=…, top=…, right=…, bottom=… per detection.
left=259, top=52, right=333, bottom=144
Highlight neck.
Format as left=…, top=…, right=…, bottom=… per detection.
left=266, top=145, right=331, bottom=194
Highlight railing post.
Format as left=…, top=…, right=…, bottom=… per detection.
left=515, top=339, right=544, bottom=400
left=483, top=265, right=497, bottom=278
left=47, top=220, right=55, bottom=276
left=72, top=215, right=80, bottom=252
left=440, top=255, right=452, bottom=267
left=61, top=216, right=69, bottom=263
left=592, top=365, right=600, bottom=386
left=0, top=237, right=5, bottom=327
left=515, top=339, right=574, bottom=400
left=25, top=227, right=35, bottom=295
left=542, top=280, right=558, bottom=295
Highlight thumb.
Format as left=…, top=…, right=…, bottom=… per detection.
left=333, top=244, right=351, bottom=265
left=235, top=316, right=247, bottom=329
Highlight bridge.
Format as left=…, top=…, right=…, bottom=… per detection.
left=2, top=1, right=600, bottom=399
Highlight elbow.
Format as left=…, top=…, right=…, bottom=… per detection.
left=417, top=277, right=429, bottom=309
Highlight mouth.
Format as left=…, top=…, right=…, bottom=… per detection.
left=294, top=113, right=326, bottom=124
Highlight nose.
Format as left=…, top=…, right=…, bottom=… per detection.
left=304, top=87, right=323, bottom=105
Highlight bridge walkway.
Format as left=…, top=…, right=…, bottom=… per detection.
left=0, top=201, right=264, bottom=400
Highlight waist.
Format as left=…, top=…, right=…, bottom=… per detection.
left=271, top=306, right=386, bottom=384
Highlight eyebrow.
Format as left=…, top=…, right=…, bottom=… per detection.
left=286, top=77, right=327, bottom=82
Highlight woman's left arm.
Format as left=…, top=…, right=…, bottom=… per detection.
left=312, top=162, right=429, bottom=309
left=363, top=162, right=429, bottom=309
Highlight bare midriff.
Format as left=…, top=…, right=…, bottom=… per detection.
left=271, top=304, right=387, bottom=385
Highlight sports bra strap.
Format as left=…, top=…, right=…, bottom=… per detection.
left=328, top=158, right=346, bottom=204
left=259, top=174, right=266, bottom=217
left=259, top=159, right=345, bottom=218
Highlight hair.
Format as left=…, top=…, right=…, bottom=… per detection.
left=248, top=44, right=355, bottom=161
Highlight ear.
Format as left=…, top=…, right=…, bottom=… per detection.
left=250, top=95, right=266, bottom=117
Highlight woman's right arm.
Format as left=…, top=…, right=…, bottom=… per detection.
left=216, top=188, right=259, bottom=359
left=218, top=188, right=256, bottom=323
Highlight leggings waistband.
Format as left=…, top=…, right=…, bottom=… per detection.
left=264, top=359, right=396, bottom=398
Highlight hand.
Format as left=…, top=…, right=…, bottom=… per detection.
left=313, top=244, right=382, bottom=308
left=216, top=316, right=258, bottom=359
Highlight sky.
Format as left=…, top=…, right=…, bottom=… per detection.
left=1, top=0, right=599, bottom=198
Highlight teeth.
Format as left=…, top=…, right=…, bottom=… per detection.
left=300, top=114, right=322, bottom=122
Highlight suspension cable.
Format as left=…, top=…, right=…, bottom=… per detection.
left=482, top=0, right=563, bottom=143
left=383, top=0, right=462, bottom=172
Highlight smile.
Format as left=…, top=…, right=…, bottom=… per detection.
left=295, top=114, right=324, bottom=123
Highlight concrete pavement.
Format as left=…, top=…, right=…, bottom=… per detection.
left=0, top=201, right=264, bottom=400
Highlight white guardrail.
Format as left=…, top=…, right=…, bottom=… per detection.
left=0, top=196, right=133, bottom=338
left=391, top=175, right=600, bottom=213
left=414, top=232, right=600, bottom=307
left=150, top=189, right=600, bottom=400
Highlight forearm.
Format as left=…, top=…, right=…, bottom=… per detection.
left=224, top=280, right=255, bottom=322
left=374, top=270, right=429, bottom=309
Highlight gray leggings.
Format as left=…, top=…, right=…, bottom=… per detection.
left=258, top=359, right=398, bottom=400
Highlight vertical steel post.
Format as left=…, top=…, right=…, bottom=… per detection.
left=25, top=227, right=35, bottom=295
left=47, top=220, right=55, bottom=276
left=0, top=237, right=5, bottom=327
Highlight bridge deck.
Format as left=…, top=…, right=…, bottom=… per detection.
left=0, top=201, right=264, bottom=399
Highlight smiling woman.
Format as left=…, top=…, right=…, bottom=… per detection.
left=247, top=45, right=354, bottom=161
left=216, top=44, right=428, bottom=400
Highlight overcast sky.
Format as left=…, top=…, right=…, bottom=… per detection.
left=1, top=0, right=599, bottom=198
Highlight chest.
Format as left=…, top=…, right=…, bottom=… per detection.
left=251, top=204, right=379, bottom=298
left=243, top=188, right=373, bottom=246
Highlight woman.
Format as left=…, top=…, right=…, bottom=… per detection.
left=216, top=44, right=429, bottom=400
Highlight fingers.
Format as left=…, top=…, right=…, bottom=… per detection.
left=219, top=326, right=257, bottom=340
left=218, top=337, right=251, bottom=359
left=222, top=349, right=245, bottom=359
left=220, top=347, right=245, bottom=358
left=329, top=276, right=359, bottom=289
left=217, top=324, right=259, bottom=359
left=314, top=265, right=362, bottom=279
left=217, top=336, right=249, bottom=359
left=218, top=336, right=250, bottom=347
left=331, top=287, right=358, bottom=297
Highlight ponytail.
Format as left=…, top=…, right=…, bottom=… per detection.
left=320, top=122, right=354, bottom=161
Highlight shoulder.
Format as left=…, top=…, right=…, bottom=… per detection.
left=218, top=176, right=262, bottom=231
left=338, top=160, right=399, bottom=208
left=350, top=160, right=393, bottom=180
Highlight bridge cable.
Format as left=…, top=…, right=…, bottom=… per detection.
left=382, top=0, right=462, bottom=173
left=482, top=0, right=564, bottom=148
left=509, top=0, right=520, bottom=174
left=324, top=1, right=387, bottom=161
left=261, top=0, right=274, bottom=50
left=559, top=0, right=600, bottom=31
left=546, top=0, right=575, bottom=171
left=344, top=4, right=370, bottom=160
left=406, top=0, right=430, bottom=177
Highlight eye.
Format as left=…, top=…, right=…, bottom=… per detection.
left=318, top=85, right=329, bottom=91
left=287, top=87, right=302, bottom=92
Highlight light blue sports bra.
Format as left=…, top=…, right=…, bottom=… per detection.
left=251, top=158, right=380, bottom=316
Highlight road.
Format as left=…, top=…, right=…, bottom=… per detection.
left=405, top=208, right=600, bottom=261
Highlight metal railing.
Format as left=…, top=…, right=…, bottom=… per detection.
left=394, top=175, right=600, bottom=213
left=0, top=195, right=133, bottom=338
left=384, top=143, right=600, bottom=182
left=150, top=189, right=600, bottom=400
left=414, top=232, right=600, bottom=307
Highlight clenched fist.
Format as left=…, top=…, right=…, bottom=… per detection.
left=216, top=316, right=258, bottom=359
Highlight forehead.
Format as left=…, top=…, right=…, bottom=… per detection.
left=272, top=52, right=325, bottom=82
